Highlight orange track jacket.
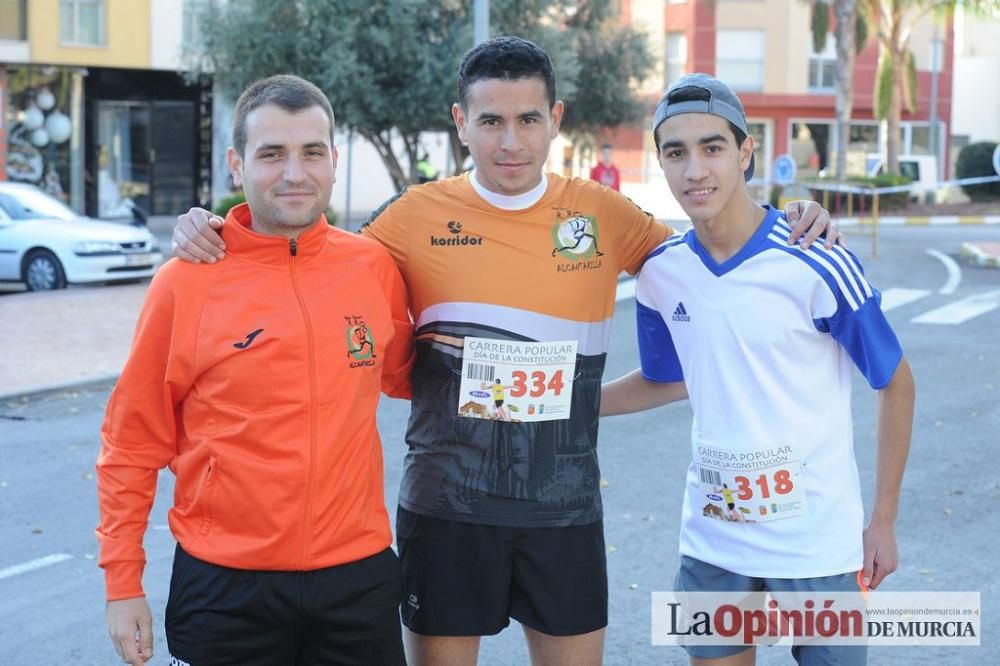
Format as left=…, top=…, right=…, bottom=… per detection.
left=96, top=204, right=414, bottom=601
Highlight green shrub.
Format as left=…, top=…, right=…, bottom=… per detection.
left=955, top=141, right=1000, bottom=202
left=808, top=174, right=911, bottom=213
left=213, top=191, right=246, bottom=217
left=212, top=191, right=340, bottom=227
left=769, top=185, right=783, bottom=209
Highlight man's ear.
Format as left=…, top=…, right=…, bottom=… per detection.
left=227, top=146, right=243, bottom=188
left=549, top=100, right=565, bottom=137
left=452, top=103, right=468, bottom=145
left=740, top=134, right=755, bottom=173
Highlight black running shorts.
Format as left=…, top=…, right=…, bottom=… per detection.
left=396, top=506, right=608, bottom=637
left=165, top=545, right=405, bottom=666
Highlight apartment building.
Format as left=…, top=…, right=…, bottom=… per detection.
left=0, top=0, right=211, bottom=217
left=605, top=0, right=958, bottom=188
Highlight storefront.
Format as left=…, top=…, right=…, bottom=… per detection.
left=85, top=67, right=212, bottom=219
left=1, top=64, right=84, bottom=209
left=1, top=64, right=211, bottom=218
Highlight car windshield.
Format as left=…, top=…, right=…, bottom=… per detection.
left=0, top=188, right=78, bottom=222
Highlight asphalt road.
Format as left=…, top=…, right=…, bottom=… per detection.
left=1, top=224, right=997, bottom=664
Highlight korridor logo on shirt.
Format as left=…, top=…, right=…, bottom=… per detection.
left=431, top=220, right=483, bottom=247
left=345, top=315, right=377, bottom=368
left=551, top=208, right=604, bottom=272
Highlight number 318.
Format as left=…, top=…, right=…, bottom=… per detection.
left=734, top=470, right=793, bottom=500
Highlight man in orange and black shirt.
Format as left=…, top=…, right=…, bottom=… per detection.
left=97, top=76, right=413, bottom=666
left=173, top=38, right=840, bottom=666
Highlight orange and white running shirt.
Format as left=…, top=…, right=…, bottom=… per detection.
left=363, top=172, right=670, bottom=527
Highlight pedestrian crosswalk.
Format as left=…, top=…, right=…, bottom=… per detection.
left=910, top=290, right=1000, bottom=325
left=615, top=281, right=1000, bottom=326
left=880, top=288, right=931, bottom=312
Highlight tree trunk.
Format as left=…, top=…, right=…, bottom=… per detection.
left=447, top=126, right=469, bottom=176
left=887, top=49, right=904, bottom=176
left=362, top=130, right=408, bottom=191
left=402, top=133, right=420, bottom=184
left=833, top=0, right=858, bottom=180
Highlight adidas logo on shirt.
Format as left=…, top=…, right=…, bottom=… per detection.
left=671, top=302, right=691, bottom=322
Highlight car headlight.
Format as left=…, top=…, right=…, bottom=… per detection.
left=73, top=241, right=121, bottom=256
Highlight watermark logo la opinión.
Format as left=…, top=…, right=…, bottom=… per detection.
left=651, top=591, right=980, bottom=647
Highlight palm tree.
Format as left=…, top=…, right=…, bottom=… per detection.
left=812, top=0, right=865, bottom=180
left=816, top=0, right=998, bottom=176
left=863, top=0, right=999, bottom=175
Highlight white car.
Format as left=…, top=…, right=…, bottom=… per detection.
left=0, top=182, right=162, bottom=291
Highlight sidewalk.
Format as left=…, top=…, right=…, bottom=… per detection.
left=0, top=215, right=175, bottom=401
left=960, top=240, right=1000, bottom=268
left=0, top=282, right=147, bottom=400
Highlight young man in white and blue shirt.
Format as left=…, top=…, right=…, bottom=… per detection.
left=601, top=74, right=915, bottom=665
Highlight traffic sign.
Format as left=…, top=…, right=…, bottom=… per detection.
left=773, top=154, right=797, bottom=186
left=993, top=144, right=1000, bottom=176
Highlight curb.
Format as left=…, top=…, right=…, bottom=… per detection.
left=837, top=215, right=1000, bottom=227
left=0, top=373, right=120, bottom=404
left=960, top=242, right=1000, bottom=269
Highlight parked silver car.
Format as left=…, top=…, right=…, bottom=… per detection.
left=0, top=182, right=162, bottom=291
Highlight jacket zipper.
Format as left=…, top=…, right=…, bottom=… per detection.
left=289, top=237, right=318, bottom=568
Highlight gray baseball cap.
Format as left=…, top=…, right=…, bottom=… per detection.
left=652, top=73, right=755, bottom=182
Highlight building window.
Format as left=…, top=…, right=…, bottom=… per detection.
left=665, top=32, right=687, bottom=87
left=747, top=121, right=770, bottom=180
left=908, top=125, right=932, bottom=155
left=60, top=0, right=105, bottom=46
left=809, top=34, right=837, bottom=92
left=0, top=0, right=28, bottom=40
left=717, top=30, right=765, bottom=92
left=790, top=121, right=833, bottom=179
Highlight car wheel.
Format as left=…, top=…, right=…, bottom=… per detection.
left=23, top=249, right=68, bottom=291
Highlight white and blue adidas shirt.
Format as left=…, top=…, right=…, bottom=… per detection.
left=636, top=205, right=902, bottom=579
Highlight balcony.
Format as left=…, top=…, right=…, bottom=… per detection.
left=0, top=0, right=26, bottom=41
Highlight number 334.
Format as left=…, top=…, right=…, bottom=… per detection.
left=509, top=370, right=565, bottom=398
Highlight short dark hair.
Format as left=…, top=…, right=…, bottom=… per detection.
left=653, top=86, right=747, bottom=153
left=457, top=36, right=557, bottom=110
left=232, top=75, right=335, bottom=157
left=601, top=144, right=613, bottom=151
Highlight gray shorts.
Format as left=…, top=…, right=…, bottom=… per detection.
left=675, top=555, right=868, bottom=665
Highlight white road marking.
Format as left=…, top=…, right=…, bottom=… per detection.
left=926, top=249, right=962, bottom=295
left=616, top=278, right=637, bottom=302
left=912, top=290, right=1000, bottom=325
left=880, top=288, right=931, bottom=312
left=0, top=553, right=73, bottom=581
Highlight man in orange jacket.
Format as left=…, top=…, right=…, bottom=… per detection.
left=96, top=75, right=414, bottom=666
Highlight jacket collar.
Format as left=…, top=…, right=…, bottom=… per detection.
left=224, top=202, right=329, bottom=266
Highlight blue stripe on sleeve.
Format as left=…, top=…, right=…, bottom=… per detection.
left=817, top=297, right=903, bottom=389
left=764, top=239, right=856, bottom=320
left=637, top=300, right=684, bottom=382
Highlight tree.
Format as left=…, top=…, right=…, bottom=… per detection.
left=811, top=0, right=865, bottom=180
left=560, top=2, right=656, bottom=157
left=184, top=0, right=469, bottom=189
left=184, top=0, right=654, bottom=190
left=860, top=0, right=1000, bottom=175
